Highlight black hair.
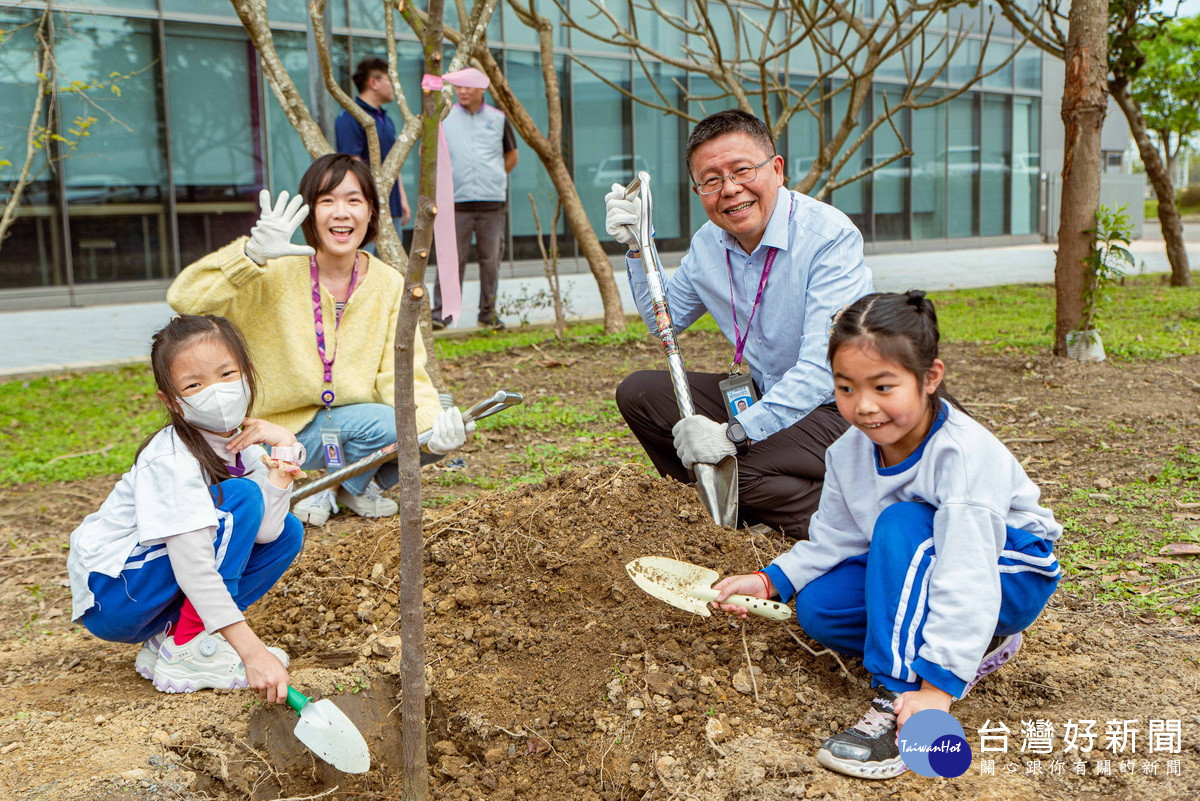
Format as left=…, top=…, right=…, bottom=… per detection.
left=828, top=290, right=964, bottom=413
left=352, top=57, right=388, bottom=94
left=137, top=315, right=258, bottom=485
left=298, top=153, right=379, bottom=249
left=685, top=109, right=776, bottom=178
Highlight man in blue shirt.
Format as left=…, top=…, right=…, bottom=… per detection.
left=334, top=58, right=410, bottom=248
left=605, top=110, right=874, bottom=539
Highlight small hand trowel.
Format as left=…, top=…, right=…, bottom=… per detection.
left=626, top=556, right=791, bottom=621
left=285, top=686, right=371, bottom=773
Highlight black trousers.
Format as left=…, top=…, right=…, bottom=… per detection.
left=616, top=370, right=849, bottom=539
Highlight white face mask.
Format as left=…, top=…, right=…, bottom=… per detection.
left=176, top=377, right=250, bottom=433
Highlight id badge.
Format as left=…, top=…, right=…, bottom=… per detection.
left=718, top=373, right=758, bottom=420
left=320, top=429, right=345, bottom=469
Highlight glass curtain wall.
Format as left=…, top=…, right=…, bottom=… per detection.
left=0, top=1, right=1050, bottom=300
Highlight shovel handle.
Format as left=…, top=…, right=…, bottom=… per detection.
left=286, top=686, right=311, bottom=717
left=692, top=588, right=792, bottom=621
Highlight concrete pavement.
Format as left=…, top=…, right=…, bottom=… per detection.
left=2, top=229, right=1196, bottom=380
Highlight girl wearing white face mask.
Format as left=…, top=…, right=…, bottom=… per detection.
left=67, top=315, right=305, bottom=704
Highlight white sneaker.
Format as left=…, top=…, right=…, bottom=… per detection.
left=292, top=488, right=338, bottom=526
left=152, top=632, right=289, bottom=694
left=337, top=481, right=398, bottom=518
left=134, top=630, right=170, bottom=680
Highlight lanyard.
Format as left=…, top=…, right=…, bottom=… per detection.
left=226, top=452, right=246, bottom=477
left=310, top=254, right=359, bottom=406
left=725, top=194, right=794, bottom=371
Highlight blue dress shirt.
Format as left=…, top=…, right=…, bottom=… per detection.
left=627, top=187, right=873, bottom=441
left=334, top=97, right=403, bottom=220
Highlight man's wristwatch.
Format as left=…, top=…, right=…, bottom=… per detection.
left=725, top=421, right=750, bottom=456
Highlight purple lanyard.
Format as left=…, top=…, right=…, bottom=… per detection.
left=310, top=254, right=359, bottom=404
left=725, top=195, right=794, bottom=370
left=226, top=452, right=246, bottom=477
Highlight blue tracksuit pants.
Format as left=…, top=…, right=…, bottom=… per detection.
left=794, top=501, right=1060, bottom=697
left=81, top=478, right=303, bottom=644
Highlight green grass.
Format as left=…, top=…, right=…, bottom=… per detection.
left=933, top=274, right=1200, bottom=358
left=0, top=365, right=164, bottom=484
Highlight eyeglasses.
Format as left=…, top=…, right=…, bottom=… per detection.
left=692, top=157, right=775, bottom=195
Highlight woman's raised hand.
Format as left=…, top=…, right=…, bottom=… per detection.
left=244, top=189, right=317, bottom=264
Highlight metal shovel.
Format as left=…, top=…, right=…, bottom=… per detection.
left=626, top=556, right=791, bottom=621
left=292, top=389, right=524, bottom=501
left=623, top=172, right=738, bottom=528
left=285, top=686, right=371, bottom=773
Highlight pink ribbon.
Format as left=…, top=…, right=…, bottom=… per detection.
left=419, top=68, right=489, bottom=325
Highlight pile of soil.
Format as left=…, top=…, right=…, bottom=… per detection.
left=2, top=335, right=1200, bottom=800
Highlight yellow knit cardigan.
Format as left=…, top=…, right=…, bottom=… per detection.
left=167, top=238, right=439, bottom=436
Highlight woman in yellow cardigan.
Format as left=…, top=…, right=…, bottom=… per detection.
left=168, top=154, right=470, bottom=526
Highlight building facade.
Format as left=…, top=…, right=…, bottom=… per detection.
left=0, top=1, right=1044, bottom=309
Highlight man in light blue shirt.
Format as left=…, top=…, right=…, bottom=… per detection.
left=606, top=110, right=873, bottom=538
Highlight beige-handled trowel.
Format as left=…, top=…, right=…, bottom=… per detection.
left=626, top=556, right=791, bottom=621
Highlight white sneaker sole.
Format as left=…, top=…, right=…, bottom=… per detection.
left=816, top=748, right=908, bottom=780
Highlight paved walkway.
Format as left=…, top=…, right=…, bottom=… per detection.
left=2, top=228, right=1197, bottom=380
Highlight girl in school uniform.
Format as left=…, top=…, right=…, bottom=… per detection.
left=713, top=290, right=1062, bottom=779
left=68, top=314, right=305, bottom=703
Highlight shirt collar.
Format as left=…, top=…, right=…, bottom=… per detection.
left=722, top=186, right=793, bottom=257
left=354, top=97, right=385, bottom=118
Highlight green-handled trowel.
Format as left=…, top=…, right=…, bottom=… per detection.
left=285, top=686, right=371, bottom=773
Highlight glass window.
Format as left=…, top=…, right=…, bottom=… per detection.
left=446, top=0, right=501, bottom=44
left=946, top=95, right=977, bottom=237
left=503, top=50, right=562, bottom=258
left=269, top=0, right=310, bottom=26
left=1011, top=95, right=1039, bottom=235
left=165, top=23, right=262, bottom=266
left=51, top=0, right=155, bottom=10
left=633, top=0, right=684, bottom=54
left=948, top=36, right=983, bottom=87
left=263, top=31, right=312, bottom=197
left=501, top=0, right=564, bottom=49
left=910, top=97, right=946, bottom=240
left=633, top=64, right=685, bottom=242
left=163, top=0, right=237, bottom=19
left=0, top=8, right=61, bottom=290
left=784, top=97, right=820, bottom=194
left=828, top=83, right=867, bottom=236
left=979, top=95, right=1010, bottom=236
left=981, top=40, right=1013, bottom=91
left=56, top=14, right=169, bottom=284
left=571, top=1, right=629, bottom=54
left=573, top=58, right=631, bottom=252
left=872, top=87, right=909, bottom=241
left=1013, top=44, right=1041, bottom=92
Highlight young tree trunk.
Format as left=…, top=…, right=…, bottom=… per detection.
left=393, top=2, right=449, bottom=797
left=1110, top=76, right=1191, bottom=287
left=1054, top=0, right=1109, bottom=355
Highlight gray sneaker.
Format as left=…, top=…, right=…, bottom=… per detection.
left=292, top=488, right=338, bottom=526
left=816, top=689, right=907, bottom=780
left=337, top=480, right=398, bottom=518
left=152, top=633, right=289, bottom=694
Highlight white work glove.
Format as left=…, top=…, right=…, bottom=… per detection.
left=672, top=414, right=737, bottom=469
left=604, top=183, right=641, bottom=249
left=426, top=406, right=478, bottom=455
left=244, top=189, right=316, bottom=265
